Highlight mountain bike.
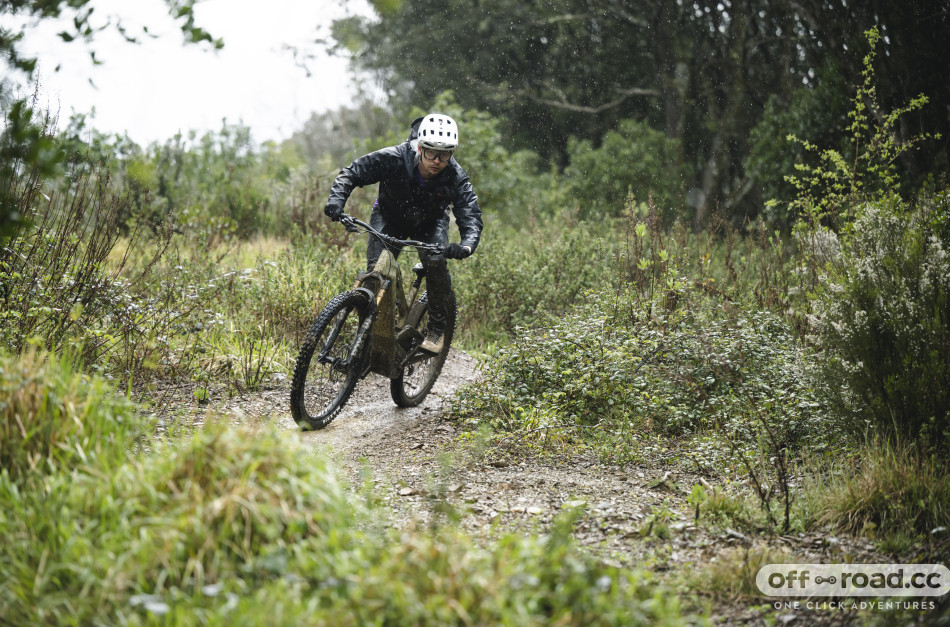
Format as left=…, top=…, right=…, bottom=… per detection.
left=289, top=214, right=457, bottom=430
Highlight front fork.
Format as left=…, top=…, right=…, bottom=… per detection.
left=318, top=288, right=381, bottom=373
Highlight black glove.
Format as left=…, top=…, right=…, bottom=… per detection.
left=444, top=243, right=472, bottom=259
left=324, top=202, right=344, bottom=221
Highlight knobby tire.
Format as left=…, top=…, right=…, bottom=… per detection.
left=290, top=290, right=371, bottom=430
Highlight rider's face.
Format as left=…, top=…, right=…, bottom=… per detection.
left=418, top=146, right=450, bottom=179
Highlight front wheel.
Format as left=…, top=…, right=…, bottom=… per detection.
left=390, top=291, right=456, bottom=407
left=290, top=290, right=372, bottom=430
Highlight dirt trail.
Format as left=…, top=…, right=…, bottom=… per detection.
left=227, top=349, right=482, bottom=460
left=208, top=349, right=705, bottom=547
left=199, top=349, right=890, bottom=625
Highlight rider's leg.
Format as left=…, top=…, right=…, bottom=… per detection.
left=364, top=209, right=450, bottom=352
left=420, top=249, right=450, bottom=321
left=417, top=221, right=451, bottom=353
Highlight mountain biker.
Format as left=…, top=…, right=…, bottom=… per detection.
left=323, top=113, right=483, bottom=354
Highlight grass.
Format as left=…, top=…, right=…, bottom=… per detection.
left=809, top=441, right=950, bottom=550
left=0, top=347, right=690, bottom=625
left=687, top=547, right=792, bottom=602
left=0, top=348, right=143, bottom=481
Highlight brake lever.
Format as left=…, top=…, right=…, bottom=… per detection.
left=341, top=216, right=360, bottom=233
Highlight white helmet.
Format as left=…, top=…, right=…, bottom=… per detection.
left=417, top=113, right=459, bottom=151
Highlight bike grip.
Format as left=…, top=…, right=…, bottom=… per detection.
left=342, top=216, right=359, bottom=232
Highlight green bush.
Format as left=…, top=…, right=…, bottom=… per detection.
left=452, top=214, right=615, bottom=350
left=565, top=118, right=683, bottom=221
left=451, top=226, right=837, bottom=466
left=771, top=27, right=940, bottom=233
left=455, top=291, right=830, bottom=438
left=813, top=191, right=950, bottom=447
left=745, top=60, right=851, bottom=231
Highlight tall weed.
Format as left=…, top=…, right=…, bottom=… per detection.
left=0, top=169, right=171, bottom=362
left=0, top=348, right=142, bottom=483
left=778, top=26, right=940, bottom=232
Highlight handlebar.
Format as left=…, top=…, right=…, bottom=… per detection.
left=339, top=214, right=445, bottom=255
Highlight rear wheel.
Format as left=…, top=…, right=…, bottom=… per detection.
left=290, top=291, right=372, bottom=430
left=390, top=291, right=456, bottom=407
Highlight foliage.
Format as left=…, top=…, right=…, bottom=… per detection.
left=777, top=27, right=941, bottom=232
left=146, top=124, right=299, bottom=238
left=50, top=118, right=323, bottom=245
left=0, top=100, right=63, bottom=237
left=185, top=241, right=360, bottom=396
left=425, top=92, right=568, bottom=219
left=0, top=0, right=221, bottom=78
left=452, top=211, right=614, bottom=349
left=762, top=27, right=949, bottom=451
left=0, top=353, right=689, bottom=625
left=347, top=92, right=568, bottom=221
left=0, top=131, right=183, bottom=382
left=812, top=192, right=950, bottom=448
left=1, top=0, right=223, bottom=234
left=0, top=349, right=142, bottom=483
left=745, top=60, right=851, bottom=231
left=811, top=441, right=950, bottom=546
left=333, top=0, right=950, bottom=223
left=289, top=98, right=401, bottom=169
left=565, top=118, right=683, bottom=221
left=451, top=212, right=839, bottom=473
left=1, top=111, right=343, bottom=398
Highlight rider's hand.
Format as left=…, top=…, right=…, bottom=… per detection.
left=324, top=202, right=344, bottom=221
left=444, top=243, right=472, bottom=259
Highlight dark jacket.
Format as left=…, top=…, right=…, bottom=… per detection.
left=325, top=120, right=483, bottom=252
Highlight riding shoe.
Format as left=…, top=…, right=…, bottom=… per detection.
left=420, top=327, right=445, bottom=354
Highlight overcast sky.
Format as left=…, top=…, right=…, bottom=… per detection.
left=3, top=0, right=373, bottom=146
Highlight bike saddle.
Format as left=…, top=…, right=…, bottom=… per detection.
left=412, top=263, right=426, bottom=278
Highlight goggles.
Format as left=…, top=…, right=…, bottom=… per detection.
left=421, top=148, right=454, bottom=163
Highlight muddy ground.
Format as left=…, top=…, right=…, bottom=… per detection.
left=185, top=349, right=941, bottom=626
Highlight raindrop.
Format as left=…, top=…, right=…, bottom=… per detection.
left=686, top=188, right=705, bottom=209
left=202, top=583, right=224, bottom=597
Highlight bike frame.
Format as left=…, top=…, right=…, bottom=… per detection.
left=340, top=216, right=441, bottom=380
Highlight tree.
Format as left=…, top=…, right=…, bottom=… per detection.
left=332, top=0, right=949, bottom=225
left=288, top=98, right=399, bottom=168
left=1, top=0, right=221, bottom=236
left=1, top=0, right=221, bottom=76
